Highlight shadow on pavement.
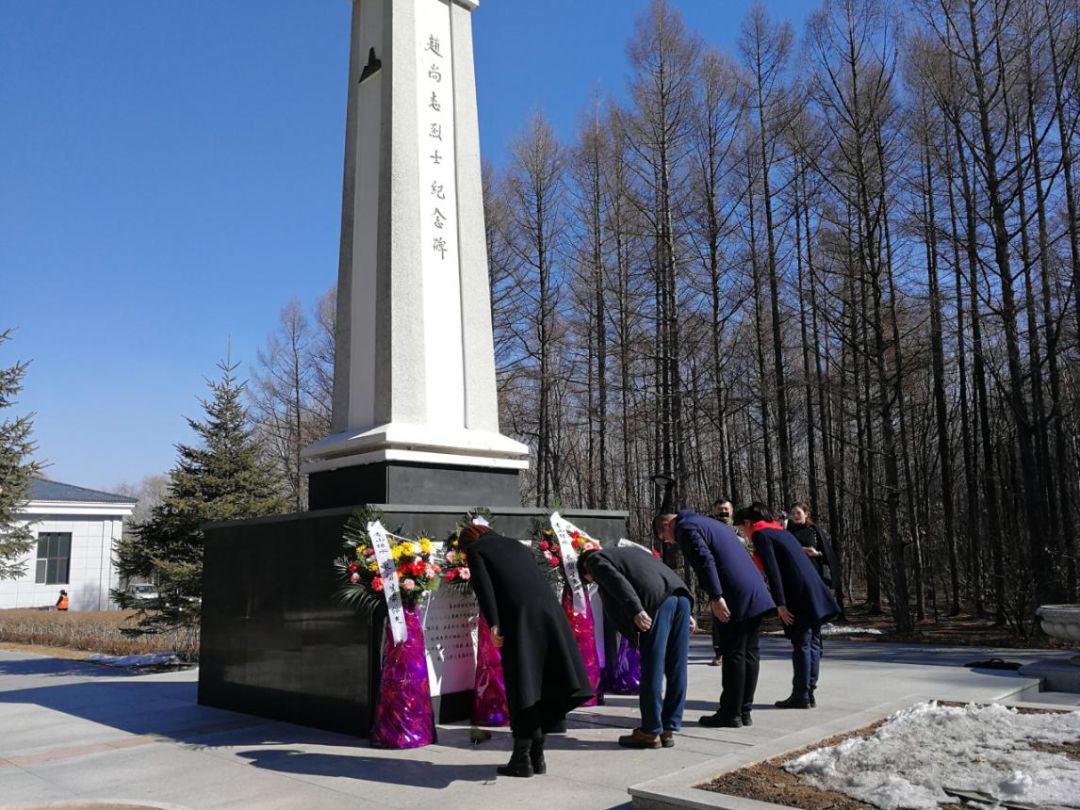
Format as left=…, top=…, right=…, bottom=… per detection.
left=0, top=679, right=363, bottom=749
left=0, top=676, right=628, bottom=758
left=0, top=657, right=146, bottom=678
left=236, top=748, right=495, bottom=786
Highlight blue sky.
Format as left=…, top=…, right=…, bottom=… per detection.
left=1, top=0, right=808, bottom=491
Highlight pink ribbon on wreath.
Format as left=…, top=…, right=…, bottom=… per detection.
left=562, top=586, right=603, bottom=707
left=370, top=606, right=435, bottom=749
left=472, top=613, right=510, bottom=726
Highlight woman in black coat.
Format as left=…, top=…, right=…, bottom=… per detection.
left=460, top=524, right=593, bottom=778
left=787, top=502, right=839, bottom=590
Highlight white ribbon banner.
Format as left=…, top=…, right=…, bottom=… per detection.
left=618, top=538, right=653, bottom=554
left=550, top=512, right=593, bottom=616
left=367, top=520, right=408, bottom=645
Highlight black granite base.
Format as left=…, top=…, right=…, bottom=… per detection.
left=198, top=504, right=628, bottom=738
left=308, top=461, right=522, bottom=510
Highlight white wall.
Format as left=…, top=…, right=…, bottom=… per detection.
left=0, top=513, right=126, bottom=611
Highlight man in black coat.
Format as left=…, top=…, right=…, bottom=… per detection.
left=654, top=509, right=776, bottom=728
left=734, top=503, right=840, bottom=710
left=462, top=525, right=593, bottom=778
left=578, top=546, right=693, bottom=749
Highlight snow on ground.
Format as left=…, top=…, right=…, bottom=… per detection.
left=784, top=701, right=1080, bottom=809
left=86, top=652, right=180, bottom=668
left=765, top=623, right=884, bottom=637
left=821, top=623, right=883, bottom=636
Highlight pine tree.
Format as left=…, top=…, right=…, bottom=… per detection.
left=0, top=330, right=40, bottom=580
left=113, top=360, right=286, bottom=655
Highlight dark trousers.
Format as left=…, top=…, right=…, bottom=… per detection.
left=715, top=614, right=762, bottom=719
left=784, top=621, right=822, bottom=700
left=509, top=703, right=566, bottom=740
left=639, top=594, right=691, bottom=734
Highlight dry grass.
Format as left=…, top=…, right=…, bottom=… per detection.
left=0, top=609, right=177, bottom=657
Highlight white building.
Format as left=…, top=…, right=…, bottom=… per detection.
left=0, top=479, right=137, bottom=611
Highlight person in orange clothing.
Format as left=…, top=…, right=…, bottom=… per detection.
left=55, top=590, right=69, bottom=611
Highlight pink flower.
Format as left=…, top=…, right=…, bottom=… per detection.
left=549, top=557, right=560, bottom=567
left=460, top=569, right=471, bottom=581
left=544, top=550, right=553, bottom=560
left=350, top=572, right=360, bottom=584
left=402, top=579, right=416, bottom=592
left=445, top=551, right=457, bottom=564
left=364, top=547, right=374, bottom=557
left=446, top=569, right=458, bottom=581
left=539, top=541, right=549, bottom=551
left=426, top=565, right=438, bottom=578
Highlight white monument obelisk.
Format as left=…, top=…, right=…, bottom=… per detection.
left=302, top=0, right=529, bottom=506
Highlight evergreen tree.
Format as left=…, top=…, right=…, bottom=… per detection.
left=113, top=361, right=286, bottom=655
left=0, top=330, right=40, bottom=580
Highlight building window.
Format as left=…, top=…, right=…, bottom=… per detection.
left=35, top=533, right=71, bottom=585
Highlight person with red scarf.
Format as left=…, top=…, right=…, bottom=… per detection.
left=734, top=502, right=839, bottom=710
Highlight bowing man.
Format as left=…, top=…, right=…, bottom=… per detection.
left=734, top=502, right=839, bottom=709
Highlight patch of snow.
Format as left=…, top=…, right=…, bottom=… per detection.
left=86, top=652, right=180, bottom=668
left=784, top=701, right=1080, bottom=810
left=821, top=623, right=883, bottom=636
left=764, top=624, right=884, bottom=637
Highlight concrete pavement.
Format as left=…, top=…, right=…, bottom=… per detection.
left=0, top=638, right=1069, bottom=810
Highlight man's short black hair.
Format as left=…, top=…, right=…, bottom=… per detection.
left=713, top=498, right=733, bottom=508
left=732, top=501, right=776, bottom=525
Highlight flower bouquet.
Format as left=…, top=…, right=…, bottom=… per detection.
left=336, top=506, right=440, bottom=749
left=441, top=509, right=508, bottom=728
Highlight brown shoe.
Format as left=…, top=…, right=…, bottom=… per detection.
left=618, top=728, right=661, bottom=749
left=660, top=731, right=675, bottom=748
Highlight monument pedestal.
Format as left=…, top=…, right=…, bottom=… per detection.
left=308, top=462, right=521, bottom=511
left=198, top=505, right=627, bottom=737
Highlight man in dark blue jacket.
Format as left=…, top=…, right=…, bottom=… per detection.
left=654, top=509, right=775, bottom=728
left=734, top=502, right=840, bottom=710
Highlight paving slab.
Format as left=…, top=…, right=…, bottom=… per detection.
left=0, top=638, right=1061, bottom=810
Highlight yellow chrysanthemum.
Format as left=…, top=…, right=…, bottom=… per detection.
left=391, top=546, right=403, bottom=561
left=368, top=561, right=378, bottom=573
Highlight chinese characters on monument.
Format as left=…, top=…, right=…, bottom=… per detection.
left=422, top=32, right=453, bottom=263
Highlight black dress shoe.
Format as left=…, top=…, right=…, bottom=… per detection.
left=741, top=712, right=753, bottom=726
left=809, top=691, right=816, bottom=708
left=699, top=712, right=742, bottom=728
left=774, top=694, right=812, bottom=709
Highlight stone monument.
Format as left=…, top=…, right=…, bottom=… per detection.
left=302, top=0, right=529, bottom=510
left=198, top=0, right=627, bottom=738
